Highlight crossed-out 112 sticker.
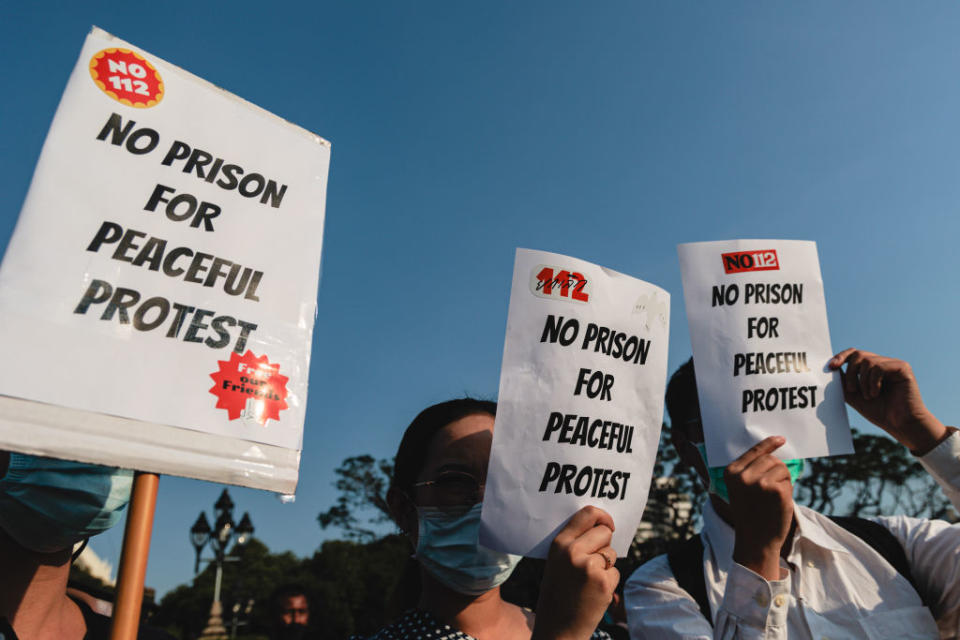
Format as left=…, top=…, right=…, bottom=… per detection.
left=209, top=351, right=289, bottom=425
left=530, top=264, right=591, bottom=302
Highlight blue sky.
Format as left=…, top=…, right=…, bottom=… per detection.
left=3, top=2, right=960, bottom=598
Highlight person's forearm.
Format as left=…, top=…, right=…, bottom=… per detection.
left=916, top=429, right=960, bottom=514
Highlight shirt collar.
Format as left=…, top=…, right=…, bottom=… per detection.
left=791, top=504, right=851, bottom=555
left=701, top=500, right=849, bottom=571
left=700, top=499, right=736, bottom=572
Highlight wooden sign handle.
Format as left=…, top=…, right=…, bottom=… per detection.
left=110, top=472, right=159, bottom=640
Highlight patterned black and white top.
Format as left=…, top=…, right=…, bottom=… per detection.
left=352, top=609, right=612, bottom=640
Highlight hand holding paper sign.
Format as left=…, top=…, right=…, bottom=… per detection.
left=830, top=349, right=949, bottom=455
left=725, top=436, right=793, bottom=581
left=533, top=506, right=619, bottom=640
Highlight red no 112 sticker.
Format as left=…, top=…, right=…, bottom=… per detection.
left=89, top=47, right=164, bottom=108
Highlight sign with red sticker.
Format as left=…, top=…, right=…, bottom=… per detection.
left=721, top=249, right=780, bottom=274
left=209, top=351, right=289, bottom=425
left=89, top=47, right=164, bottom=108
left=479, top=248, right=670, bottom=559
left=677, top=240, right=852, bottom=467
left=0, top=27, right=329, bottom=493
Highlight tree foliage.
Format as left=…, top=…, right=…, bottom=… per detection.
left=796, top=427, right=954, bottom=520
left=317, top=455, right=394, bottom=542
left=152, top=538, right=302, bottom=639
left=152, top=535, right=409, bottom=639
left=627, top=424, right=706, bottom=566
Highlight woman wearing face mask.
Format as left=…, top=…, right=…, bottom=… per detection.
left=355, top=399, right=620, bottom=640
left=0, top=451, right=172, bottom=640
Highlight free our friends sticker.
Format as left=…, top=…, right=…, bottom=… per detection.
left=209, top=351, right=289, bottom=425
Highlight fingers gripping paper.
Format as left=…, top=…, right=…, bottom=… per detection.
left=479, top=249, right=670, bottom=558
left=677, top=240, right=852, bottom=466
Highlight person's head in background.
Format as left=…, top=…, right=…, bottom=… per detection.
left=385, top=397, right=514, bottom=597
left=664, top=357, right=805, bottom=508
left=388, top=398, right=496, bottom=515
left=665, top=358, right=709, bottom=482
left=270, top=583, right=311, bottom=640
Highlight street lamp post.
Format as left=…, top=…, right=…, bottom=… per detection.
left=229, top=597, right=256, bottom=640
left=190, top=489, right=255, bottom=640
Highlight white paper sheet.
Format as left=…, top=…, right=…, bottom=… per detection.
left=480, top=249, right=670, bottom=558
left=0, top=28, right=329, bottom=492
left=678, top=240, right=852, bottom=466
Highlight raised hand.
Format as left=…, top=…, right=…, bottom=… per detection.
left=830, top=349, right=947, bottom=454
left=726, top=436, right=793, bottom=581
left=533, top=506, right=620, bottom=640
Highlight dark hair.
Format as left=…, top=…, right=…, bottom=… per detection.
left=270, top=583, right=308, bottom=613
left=391, top=398, right=497, bottom=494
left=665, top=357, right=698, bottom=428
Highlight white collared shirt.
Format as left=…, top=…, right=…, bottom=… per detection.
left=625, top=431, right=960, bottom=639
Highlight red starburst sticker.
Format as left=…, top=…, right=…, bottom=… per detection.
left=209, top=351, right=289, bottom=425
left=89, top=48, right=164, bottom=108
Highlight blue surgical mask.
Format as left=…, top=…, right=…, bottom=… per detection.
left=415, top=503, right=522, bottom=596
left=0, top=453, right=133, bottom=553
left=694, top=443, right=804, bottom=503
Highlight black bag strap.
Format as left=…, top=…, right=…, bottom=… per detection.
left=666, top=516, right=931, bottom=628
left=827, top=515, right=931, bottom=611
left=666, top=535, right=711, bottom=622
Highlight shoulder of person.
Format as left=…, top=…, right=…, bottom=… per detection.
left=68, top=596, right=112, bottom=640
left=798, top=504, right=932, bottom=547
left=348, top=627, right=399, bottom=640
left=625, top=553, right=675, bottom=593
left=349, top=631, right=392, bottom=640
left=349, top=609, right=441, bottom=640
left=867, top=512, right=956, bottom=540
left=1, top=617, right=19, bottom=640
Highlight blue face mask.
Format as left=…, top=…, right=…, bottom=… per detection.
left=0, top=453, right=133, bottom=553
left=694, top=443, right=804, bottom=503
left=415, top=503, right=522, bottom=596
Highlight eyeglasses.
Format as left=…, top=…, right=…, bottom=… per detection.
left=413, top=470, right=485, bottom=506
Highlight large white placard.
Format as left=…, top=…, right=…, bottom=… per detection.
left=480, top=249, right=670, bottom=558
left=678, top=240, right=852, bottom=466
left=0, top=28, right=330, bottom=493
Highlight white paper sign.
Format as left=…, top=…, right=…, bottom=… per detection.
left=678, top=240, right=852, bottom=466
left=0, top=28, right=330, bottom=493
left=479, top=249, right=670, bottom=558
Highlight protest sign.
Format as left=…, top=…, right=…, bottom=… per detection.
left=678, top=240, right=852, bottom=466
left=0, top=28, right=330, bottom=493
left=479, top=249, right=670, bottom=558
